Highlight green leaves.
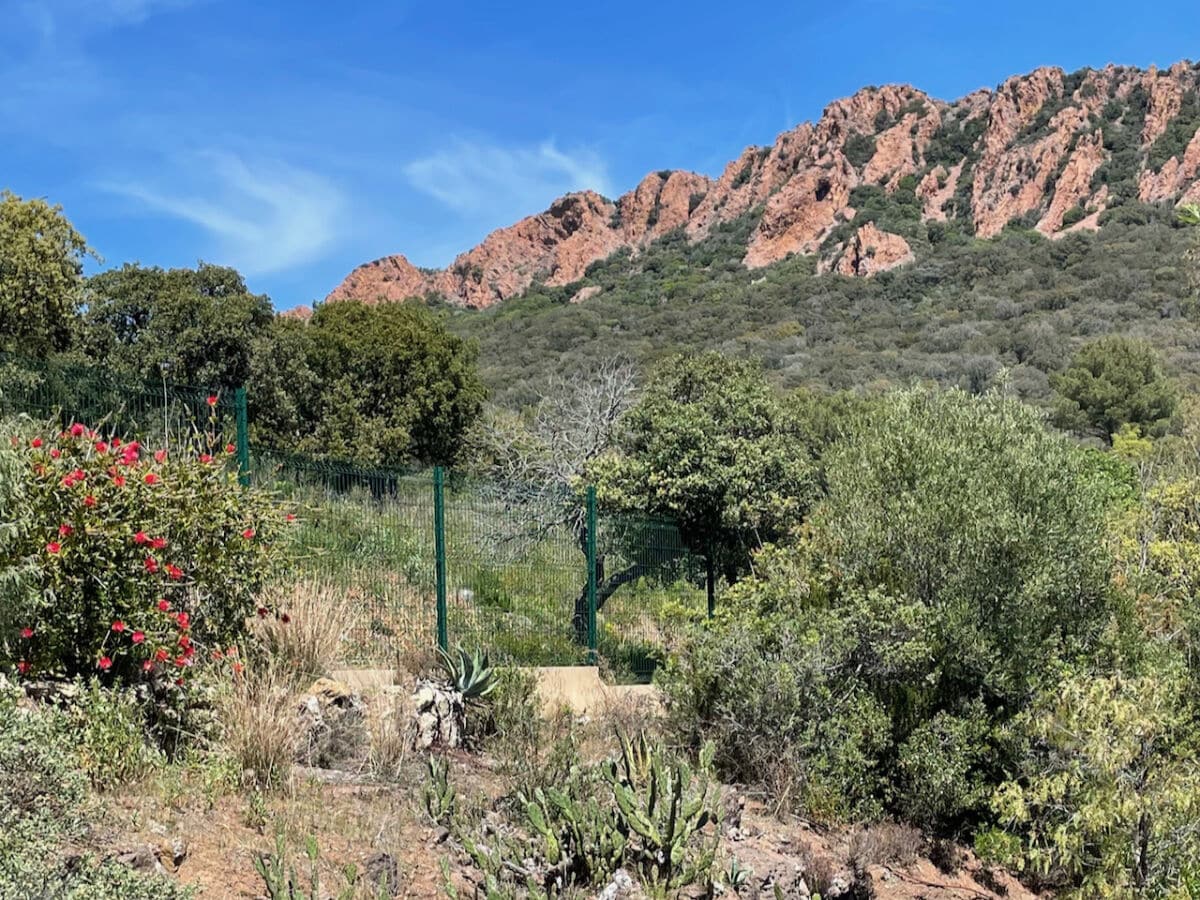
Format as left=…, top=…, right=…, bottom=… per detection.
left=436, top=644, right=496, bottom=701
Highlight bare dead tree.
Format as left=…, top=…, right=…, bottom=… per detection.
left=480, top=358, right=643, bottom=641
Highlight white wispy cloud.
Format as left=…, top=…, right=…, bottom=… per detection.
left=102, top=152, right=348, bottom=275
left=404, top=138, right=613, bottom=217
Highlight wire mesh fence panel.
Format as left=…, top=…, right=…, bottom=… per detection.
left=594, top=512, right=707, bottom=682
left=441, top=476, right=589, bottom=667
left=250, top=453, right=438, bottom=665
left=0, top=353, right=238, bottom=447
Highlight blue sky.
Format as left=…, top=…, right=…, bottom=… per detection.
left=3, top=0, right=1199, bottom=310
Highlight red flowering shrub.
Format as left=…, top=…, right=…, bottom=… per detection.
left=1, top=419, right=284, bottom=684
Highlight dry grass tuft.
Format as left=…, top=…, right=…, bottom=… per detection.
left=848, top=821, right=925, bottom=873
left=220, top=661, right=302, bottom=789
left=251, top=580, right=356, bottom=685
left=368, top=689, right=414, bottom=780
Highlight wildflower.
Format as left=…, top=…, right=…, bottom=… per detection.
left=226, top=646, right=238, bottom=657
left=175, top=612, right=190, bottom=630
left=232, top=662, right=244, bottom=676
left=134, top=531, right=148, bottom=544
left=58, top=523, right=73, bottom=536
left=97, top=656, right=112, bottom=671
left=225, top=443, right=235, bottom=454
left=150, top=536, right=166, bottom=550
left=112, top=437, right=122, bottom=448
left=199, top=453, right=213, bottom=464
left=142, top=659, right=154, bottom=672
left=95, top=441, right=109, bottom=453
left=179, top=634, right=192, bottom=650
left=207, top=395, right=218, bottom=406
left=131, top=631, right=145, bottom=644
left=280, top=613, right=291, bottom=624
left=144, top=472, right=159, bottom=485
left=45, top=542, right=61, bottom=554
left=71, top=468, right=85, bottom=481
left=111, top=620, right=126, bottom=633
left=17, top=661, right=30, bottom=675
left=113, top=475, right=126, bottom=487
left=144, top=557, right=158, bottom=573
left=154, top=449, right=167, bottom=463
left=61, top=476, right=74, bottom=488
left=256, top=607, right=268, bottom=618
left=83, top=495, right=96, bottom=507
left=19, top=627, right=33, bottom=639
left=174, top=656, right=188, bottom=668
left=155, top=648, right=169, bottom=663
left=211, top=649, right=223, bottom=661
left=49, top=448, right=60, bottom=459
left=166, top=564, right=183, bottom=580
left=241, top=528, right=255, bottom=540
left=33, top=464, right=46, bottom=476
left=70, top=423, right=85, bottom=437
left=157, top=599, right=170, bottom=612
left=285, top=513, right=296, bottom=522
left=30, top=437, right=42, bottom=448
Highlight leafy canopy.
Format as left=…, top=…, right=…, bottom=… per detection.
left=1052, top=335, right=1177, bottom=440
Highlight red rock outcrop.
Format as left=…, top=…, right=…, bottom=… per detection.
left=830, top=223, right=915, bottom=277
left=326, top=61, right=1200, bottom=308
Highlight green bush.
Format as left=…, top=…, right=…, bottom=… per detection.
left=0, top=416, right=285, bottom=682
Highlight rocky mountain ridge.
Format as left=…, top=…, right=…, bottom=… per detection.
left=326, top=60, right=1200, bottom=310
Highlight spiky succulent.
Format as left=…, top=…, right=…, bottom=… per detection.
left=436, top=644, right=497, bottom=701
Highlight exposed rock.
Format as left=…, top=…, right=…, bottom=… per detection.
left=411, top=680, right=463, bottom=750
left=596, top=868, right=635, bottom=900
left=325, top=61, right=1200, bottom=302
left=570, top=285, right=602, bottom=304
left=831, top=223, right=914, bottom=277
left=297, top=678, right=367, bottom=769
left=363, top=852, right=401, bottom=896
left=114, top=845, right=167, bottom=877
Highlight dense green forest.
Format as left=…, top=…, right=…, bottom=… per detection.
left=445, top=201, right=1200, bottom=409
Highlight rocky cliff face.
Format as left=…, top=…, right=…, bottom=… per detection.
left=328, top=61, right=1200, bottom=309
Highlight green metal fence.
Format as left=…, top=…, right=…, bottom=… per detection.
left=0, top=356, right=706, bottom=681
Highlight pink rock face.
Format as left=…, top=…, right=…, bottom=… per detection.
left=325, top=61, right=1200, bottom=307
left=832, top=223, right=915, bottom=277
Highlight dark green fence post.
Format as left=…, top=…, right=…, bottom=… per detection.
left=586, top=486, right=598, bottom=665
left=234, top=387, right=250, bottom=486
left=433, top=466, right=449, bottom=653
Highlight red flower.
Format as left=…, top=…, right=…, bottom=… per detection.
left=285, top=513, right=296, bottom=522
left=16, top=661, right=30, bottom=675
left=112, top=437, right=122, bottom=448
left=71, top=469, right=85, bottom=481
left=155, top=648, right=169, bottom=663
left=157, top=598, right=170, bottom=612
left=207, top=395, right=218, bottom=406
left=280, top=613, right=291, bottom=624
left=225, top=443, right=236, bottom=454
left=45, top=542, right=61, bottom=554
left=150, top=536, right=166, bottom=550
left=142, top=659, right=154, bottom=672
left=97, top=656, right=112, bottom=671
left=175, top=612, right=190, bottom=630
left=69, top=423, right=85, bottom=437
left=49, top=448, right=61, bottom=459
left=174, top=656, right=188, bottom=668
left=134, top=531, right=149, bottom=544
left=30, top=437, right=42, bottom=448
left=131, top=631, right=145, bottom=644
left=19, top=627, right=33, bottom=639
left=112, top=475, right=126, bottom=487
left=166, top=564, right=183, bottom=580
left=226, top=646, right=238, bottom=657
left=256, top=607, right=268, bottom=618
left=111, top=620, right=126, bottom=633
left=175, top=678, right=184, bottom=686
left=33, top=464, right=46, bottom=476
left=154, top=449, right=167, bottom=463
left=95, top=441, right=109, bottom=453
left=58, top=523, right=73, bottom=536
left=144, top=557, right=158, bottom=573
left=210, top=649, right=223, bottom=661
left=144, top=472, right=159, bottom=485
left=199, top=453, right=213, bottom=464
left=232, top=662, right=244, bottom=676
left=241, top=528, right=255, bottom=540
left=61, top=476, right=74, bottom=488
left=179, top=634, right=192, bottom=649
left=83, top=495, right=96, bottom=507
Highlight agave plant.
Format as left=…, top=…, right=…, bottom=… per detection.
left=436, top=644, right=497, bottom=702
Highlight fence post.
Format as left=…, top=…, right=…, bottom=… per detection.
left=586, top=486, right=598, bottom=665
left=433, top=466, right=449, bottom=653
left=234, top=387, right=250, bottom=487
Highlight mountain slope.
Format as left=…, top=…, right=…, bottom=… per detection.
left=328, top=60, right=1200, bottom=309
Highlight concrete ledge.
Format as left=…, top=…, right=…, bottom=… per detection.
left=332, top=665, right=661, bottom=717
